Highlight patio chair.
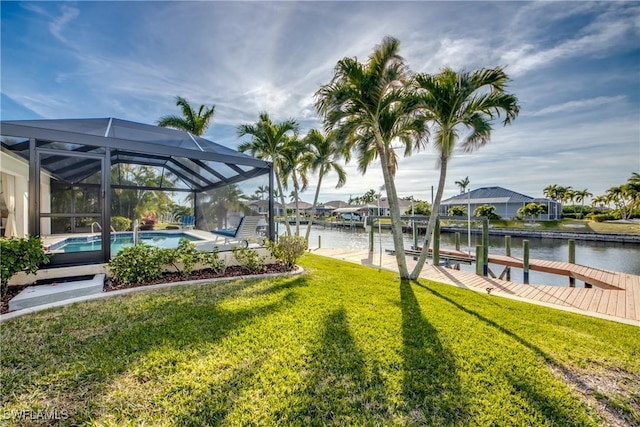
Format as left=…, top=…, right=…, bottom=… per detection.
left=180, top=215, right=195, bottom=230
left=210, top=215, right=265, bottom=247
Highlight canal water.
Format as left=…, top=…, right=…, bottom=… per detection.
left=293, top=224, right=640, bottom=287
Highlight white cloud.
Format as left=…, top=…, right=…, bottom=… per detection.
left=531, top=96, right=627, bottom=116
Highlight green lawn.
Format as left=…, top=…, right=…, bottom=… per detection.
left=1, top=254, right=638, bottom=426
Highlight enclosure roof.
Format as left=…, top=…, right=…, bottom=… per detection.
left=441, top=186, right=534, bottom=205
left=0, top=118, right=271, bottom=191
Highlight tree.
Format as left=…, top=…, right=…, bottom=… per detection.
left=574, top=189, right=592, bottom=219
left=455, top=176, right=470, bottom=194
left=157, top=96, right=215, bottom=136
left=280, top=136, right=313, bottom=236
left=410, top=66, right=520, bottom=279
left=405, top=200, right=431, bottom=216
left=315, top=36, right=428, bottom=278
left=237, top=112, right=300, bottom=236
left=448, top=206, right=466, bottom=216
left=518, top=203, right=546, bottom=222
left=303, top=129, right=347, bottom=242
left=474, top=204, right=501, bottom=220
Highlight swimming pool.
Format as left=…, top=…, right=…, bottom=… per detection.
left=45, top=232, right=203, bottom=255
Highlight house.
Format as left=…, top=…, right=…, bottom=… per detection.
left=248, top=200, right=284, bottom=216
left=439, top=186, right=561, bottom=220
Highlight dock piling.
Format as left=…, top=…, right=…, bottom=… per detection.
left=475, top=245, right=484, bottom=276
left=505, top=236, right=511, bottom=281
left=433, top=218, right=440, bottom=266
left=568, top=239, right=575, bottom=287
left=523, top=240, right=530, bottom=284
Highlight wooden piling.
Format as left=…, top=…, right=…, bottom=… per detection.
left=523, top=240, right=530, bottom=284
left=568, top=239, right=575, bottom=287
left=318, top=235, right=321, bottom=249
left=369, top=219, right=374, bottom=252
left=476, top=245, right=483, bottom=275
left=505, top=235, right=511, bottom=281
left=482, top=219, right=489, bottom=276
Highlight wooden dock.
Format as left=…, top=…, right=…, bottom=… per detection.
left=312, top=248, right=640, bottom=325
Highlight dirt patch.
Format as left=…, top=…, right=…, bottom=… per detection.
left=1, top=263, right=295, bottom=314
left=551, top=364, right=640, bottom=426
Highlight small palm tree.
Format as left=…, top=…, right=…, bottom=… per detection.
left=316, top=36, right=429, bottom=278
left=574, top=189, right=592, bottom=219
left=303, top=129, right=347, bottom=242
left=237, top=112, right=300, bottom=236
left=455, top=176, right=470, bottom=194
left=410, top=66, right=519, bottom=279
left=157, top=96, right=215, bottom=136
left=280, top=136, right=314, bottom=236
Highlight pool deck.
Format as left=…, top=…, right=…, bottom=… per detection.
left=311, top=248, right=640, bottom=326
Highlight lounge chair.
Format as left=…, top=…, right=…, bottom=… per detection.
left=210, top=216, right=265, bottom=247
left=180, top=214, right=195, bottom=230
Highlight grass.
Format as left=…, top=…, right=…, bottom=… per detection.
left=1, top=254, right=638, bottom=426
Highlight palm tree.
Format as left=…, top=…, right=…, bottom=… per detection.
left=157, top=96, right=215, bottom=136
left=237, top=112, right=300, bottom=236
left=256, top=185, right=269, bottom=200
left=315, top=36, right=429, bottom=278
left=455, top=176, right=470, bottom=194
left=574, top=189, right=592, bottom=219
left=280, top=136, right=314, bottom=236
left=303, top=129, right=347, bottom=242
left=410, top=66, right=520, bottom=279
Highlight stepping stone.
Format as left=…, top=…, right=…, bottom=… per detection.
left=9, top=274, right=105, bottom=312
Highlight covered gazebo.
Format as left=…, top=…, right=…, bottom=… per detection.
left=0, top=118, right=274, bottom=266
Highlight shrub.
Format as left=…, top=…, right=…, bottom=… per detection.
left=0, top=236, right=50, bottom=298
left=448, top=206, right=466, bottom=216
left=588, top=213, right=617, bottom=222
left=156, top=239, right=201, bottom=278
left=269, top=235, right=306, bottom=269
left=111, top=216, right=132, bottom=232
left=108, top=244, right=163, bottom=285
left=200, top=248, right=226, bottom=274
left=232, top=246, right=267, bottom=274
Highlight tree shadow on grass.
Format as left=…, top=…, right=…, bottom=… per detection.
left=281, top=307, right=391, bottom=425
left=400, top=280, right=470, bottom=425
left=413, top=281, right=599, bottom=426
left=1, top=276, right=308, bottom=425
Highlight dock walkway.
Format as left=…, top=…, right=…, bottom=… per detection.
left=312, top=248, right=640, bottom=326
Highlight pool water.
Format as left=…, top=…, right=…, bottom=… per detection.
left=49, top=232, right=202, bottom=255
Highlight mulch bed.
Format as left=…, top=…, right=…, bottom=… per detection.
left=2, top=263, right=295, bottom=315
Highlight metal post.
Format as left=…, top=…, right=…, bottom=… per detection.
left=523, top=240, right=530, bottom=284
left=505, top=235, right=511, bottom=281
left=475, top=245, right=483, bottom=275
left=568, top=239, right=575, bottom=287
left=433, top=218, right=440, bottom=266
left=482, top=218, right=489, bottom=276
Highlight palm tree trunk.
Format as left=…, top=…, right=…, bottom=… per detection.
left=292, top=170, right=301, bottom=236
left=410, top=154, right=449, bottom=279
left=305, top=166, right=324, bottom=243
left=376, top=138, right=409, bottom=278
left=275, top=170, right=291, bottom=236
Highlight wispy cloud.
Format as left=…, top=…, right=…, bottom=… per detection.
left=531, top=96, right=627, bottom=116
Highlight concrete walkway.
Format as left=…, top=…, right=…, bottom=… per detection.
left=312, top=248, right=640, bottom=327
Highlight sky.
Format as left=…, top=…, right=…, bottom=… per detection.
left=1, top=1, right=639, bottom=204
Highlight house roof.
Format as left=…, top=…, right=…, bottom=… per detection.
left=441, top=186, right=534, bottom=205
left=0, top=118, right=271, bottom=192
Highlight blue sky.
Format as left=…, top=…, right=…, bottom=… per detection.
left=1, top=1, right=639, bottom=203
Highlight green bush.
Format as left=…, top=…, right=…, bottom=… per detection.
left=200, top=248, right=226, bottom=274
left=448, top=206, right=466, bottom=216
left=0, top=236, right=50, bottom=298
left=588, top=213, right=616, bottom=222
left=108, top=244, right=164, bottom=285
left=110, top=216, right=132, bottom=232
left=268, top=235, right=307, bottom=268
left=156, top=239, right=201, bottom=278
left=232, top=246, right=267, bottom=274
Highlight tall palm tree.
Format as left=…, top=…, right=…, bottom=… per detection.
left=157, top=96, right=215, bottom=136
left=315, top=36, right=429, bottom=279
left=574, top=189, right=592, bottom=219
left=410, top=66, right=520, bottom=279
left=303, top=129, right=347, bottom=242
left=237, top=112, right=300, bottom=236
left=455, top=176, right=470, bottom=194
left=279, top=136, right=314, bottom=236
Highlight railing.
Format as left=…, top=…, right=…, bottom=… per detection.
left=91, top=222, right=102, bottom=234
